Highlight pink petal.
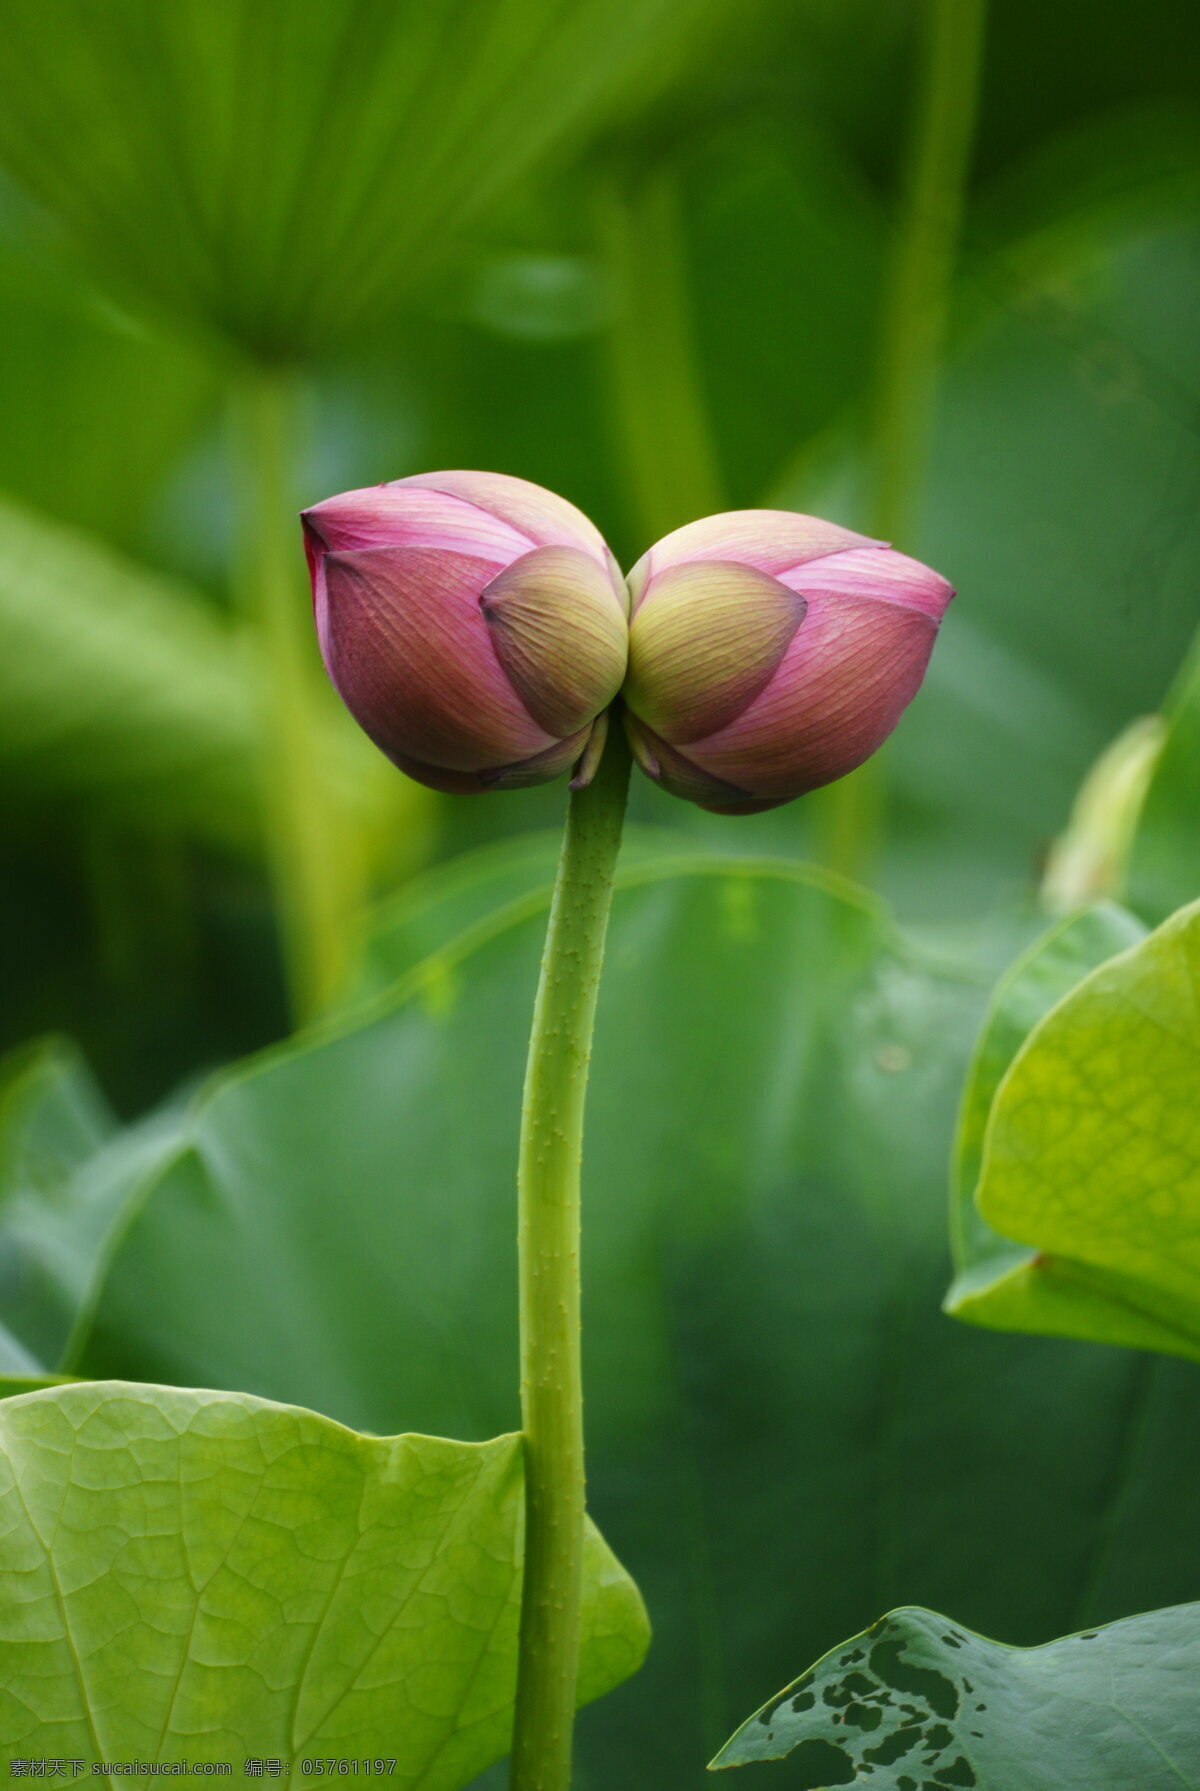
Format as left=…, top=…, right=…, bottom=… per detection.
left=777, top=544, right=954, bottom=621
left=319, top=546, right=553, bottom=772
left=394, top=470, right=610, bottom=561
left=623, top=711, right=760, bottom=810
left=629, top=510, right=878, bottom=609
left=484, top=729, right=594, bottom=788
left=688, top=591, right=940, bottom=800
left=386, top=731, right=591, bottom=795
left=302, top=484, right=531, bottom=562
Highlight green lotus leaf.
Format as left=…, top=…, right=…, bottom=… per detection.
left=5, top=858, right=1200, bottom=1782
left=0, top=0, right=722, bottom=355
left=712, top=1602, right=1200, bottom=1787
left=950, top=899, right=1200, bottom=1360
left=0, top=1381, right=648, bottom=1777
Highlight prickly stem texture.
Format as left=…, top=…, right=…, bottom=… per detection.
left=510, top=720, right=632, bottom=1791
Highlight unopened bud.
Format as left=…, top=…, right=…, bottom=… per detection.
left=621, top=511, right=954, bottom=813
left=302, top=471, right=628, bottom=793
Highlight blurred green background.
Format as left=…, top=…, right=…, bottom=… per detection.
left=0, top=1, right=1198, bottom=1783
left=1, top=0, right=1197, bottom=1109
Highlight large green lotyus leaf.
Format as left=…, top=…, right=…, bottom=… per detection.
left=0, top=1038, right=183, bottom=1371
left=336, top=824, right=701, bottom=1010
left=6, top=852, right=1200, bottom=1785
left=0, top=1381, right=647, bottom=1775
left=0, top=0, right=729, bottom=356
left=711, top=1603, right=1200, bottom=1787
left=949, top=899, right=1200, bottom=1358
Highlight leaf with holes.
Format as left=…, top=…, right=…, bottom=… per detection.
left=711, top=1603, right=1200, bottom=1789
left=948, top=898, right=1200, bottom=1360
left=0, top=1381, right=648, bottom=1777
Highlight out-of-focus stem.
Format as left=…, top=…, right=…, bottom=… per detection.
left=823, top=0, right=987, bottom=880
left=510, top=721, right=632, bottom=1791
left=230, top=364, right=348, bottom=1021
left=872, top=0, right=987, bottom=542
left=599, top=166, right=724, bottom=547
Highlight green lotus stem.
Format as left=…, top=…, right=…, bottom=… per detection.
left=230, top=364, right=348, bottom=1021
left=511, top=717, right=632, bottom=1791
left=599, top=166, right=724, bottom=545
left=823, top=0, right=987, bottom=878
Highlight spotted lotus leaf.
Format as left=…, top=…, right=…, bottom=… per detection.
left=712, top=1604, right=1200, bottom=1789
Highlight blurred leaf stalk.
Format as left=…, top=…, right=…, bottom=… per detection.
left=825, top=0, right=988, bottom=878
left=228, top=365, right=364, bottom=1017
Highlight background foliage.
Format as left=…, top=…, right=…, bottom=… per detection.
left=0, top=0, right=1196, bottom=1783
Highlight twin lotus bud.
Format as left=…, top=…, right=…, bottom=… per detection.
left=302, top=472, right=953, bottom=813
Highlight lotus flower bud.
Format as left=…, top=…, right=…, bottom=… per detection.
left=621, top=511, right=954, bottom=813
left=302, top=471, right=629, bottom=793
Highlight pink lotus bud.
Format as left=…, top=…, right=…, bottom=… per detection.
left=302, top=471, right=629, bottom=793
left=621, top=511, right=954, bottom=813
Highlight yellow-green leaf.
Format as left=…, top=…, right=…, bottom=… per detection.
left=0, top=1381, right=648, bottom=1779
left=950, top=899, right=1200, bottom=1360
